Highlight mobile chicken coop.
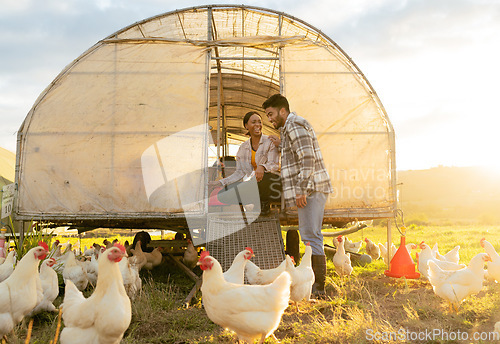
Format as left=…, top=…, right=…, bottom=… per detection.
left=14, top=5, right=397, bottom=247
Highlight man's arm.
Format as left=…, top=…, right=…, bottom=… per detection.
left=288, top=124, right=315, bottom=207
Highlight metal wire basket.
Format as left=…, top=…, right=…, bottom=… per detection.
left=206, top=213, right=285, bottom=272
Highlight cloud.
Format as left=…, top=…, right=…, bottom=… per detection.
left=0, top=0, right=499, bottom=170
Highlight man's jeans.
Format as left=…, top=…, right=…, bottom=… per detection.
left=297, top=191, right=327, bottom=255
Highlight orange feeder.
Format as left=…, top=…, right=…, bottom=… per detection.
left=384, top=236, right=420, bottom=279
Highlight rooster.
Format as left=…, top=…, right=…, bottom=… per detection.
left=182, top=239, right=199, bottom=270
left=198, top=251, right=291, bottom=343
left=428, top=252, right=490, bottom=311
left=60, top=244, right=132, bottom=344
left=364, top=238, right=380, bottom=260
left=30, top=257, right=59, bottom=314
left=0, top=242, right=48, bottom=337
left=223, top=247, right=254, bottom=284
left=285, top=242, right=315, bottom=311
left=245, top=257, right=287, bottom=285
left=63, top=250, right=89, bottom=291
left=480, top=238, right=500, bottom=282
left=333, top=237, right=353, bottom=276
left=0, top=250, right=15, bottom=282
left=417, top=242, right=465, bottom=280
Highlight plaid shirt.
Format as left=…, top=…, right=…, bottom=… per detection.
left=280, top=112, right=333, bottom=208
left=219, top=134, right=280, bottom=187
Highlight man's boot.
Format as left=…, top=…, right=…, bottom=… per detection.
left=311, top=254, right=327, bottom=299
left=285, top=229, right=300, bottom=265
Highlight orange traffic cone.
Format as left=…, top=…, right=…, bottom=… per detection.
left=384, top=236, right=420, bottom=279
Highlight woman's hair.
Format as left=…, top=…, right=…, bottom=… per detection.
left=243, top=111, right=261, bottom=136
left=243, top=111, right=261, bottom=127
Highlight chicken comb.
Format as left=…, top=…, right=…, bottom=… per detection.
left=38, top=241, right=49, bottom=251
left=113, top=243, right=126, bottom=253
left=199, top=250, right=210, bottom=260
left=305, top=242, right=310, bottom=246
left=245, top=247, right=254, bottom=254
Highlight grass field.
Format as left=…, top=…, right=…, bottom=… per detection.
left=6, top=224, right=500, bottom=343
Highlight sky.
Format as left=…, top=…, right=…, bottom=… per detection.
left=1, top=0, right=499, bottom=171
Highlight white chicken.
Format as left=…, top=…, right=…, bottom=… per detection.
left=337, top=236, right=362, bottom=253
left=181, top=239, right=199, bottom=270
left=128, top=241, right=148, bottom=272
left=83, top=246, right=95, bottom=256
left=332, top=237, right=353, bottom=276
left=143, top=247, right=163, bottom=270
left=417, top=242, right=465, bottom=280
left=495, top=322, right=500, bottom=339
left=85, top=254, right=99, bottom=287
left=0, top=240, right=8, bottom=264
left=223, top=247, right=254, bottom=284
left=0, top=250, right=16, bottom=282
left=63, top=250, right=89, bottom=291
left=31, top=257, right=59, bottom=314
left=60, top=241, right=73, bottom=254
left=364, top=238, right=380, bottom=260
left=118, top=255, right=142, bottom=300
left=480, top=238, right=500, bottom=282
left=432, top=243, right=460, bottom=265
left=285, top=242, right=315, bottom=311
left=60, top=244, right=132, bottom=344
left=378, top=242, right=397, bottom=265
left=0, top=242, right=48, bottom=337
left=198, top=251, right=291, bottom=344
left=427, top=252, right=490, bottom=311
left=245, top=257, right=287, bottom=285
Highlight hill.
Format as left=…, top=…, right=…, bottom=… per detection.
left=397, top=166, right=500, bottom=224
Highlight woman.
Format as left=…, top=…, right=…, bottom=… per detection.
left=209, top=111, right=282, bottom=215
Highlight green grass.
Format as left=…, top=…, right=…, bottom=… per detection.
left=6, top=224, right=500, bottom=343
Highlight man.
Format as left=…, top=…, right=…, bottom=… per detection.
left=263, top=94, right=333, bottom=297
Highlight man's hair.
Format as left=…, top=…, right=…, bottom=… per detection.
left=262, top=94, right=290, bottom=112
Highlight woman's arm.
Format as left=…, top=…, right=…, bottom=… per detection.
left=214, top=142, right=249, bottom=186
left=259, top=137, right=280, bottom=173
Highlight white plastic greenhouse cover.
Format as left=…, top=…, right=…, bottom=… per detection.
left=15, top=5, right=396, bottom=227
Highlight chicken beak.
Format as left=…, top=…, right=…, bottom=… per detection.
left=485, top=255, right=492, bottom=262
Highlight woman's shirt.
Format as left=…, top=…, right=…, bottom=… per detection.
left=219, top=134, right=280, bottom=187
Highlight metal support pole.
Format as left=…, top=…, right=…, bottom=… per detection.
left=19, top=221, right=25, bottom=251
left=386, top=219, right=392, bottom=269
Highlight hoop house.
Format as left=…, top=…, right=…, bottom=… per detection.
left=15, top=5, right=396, bottom=230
